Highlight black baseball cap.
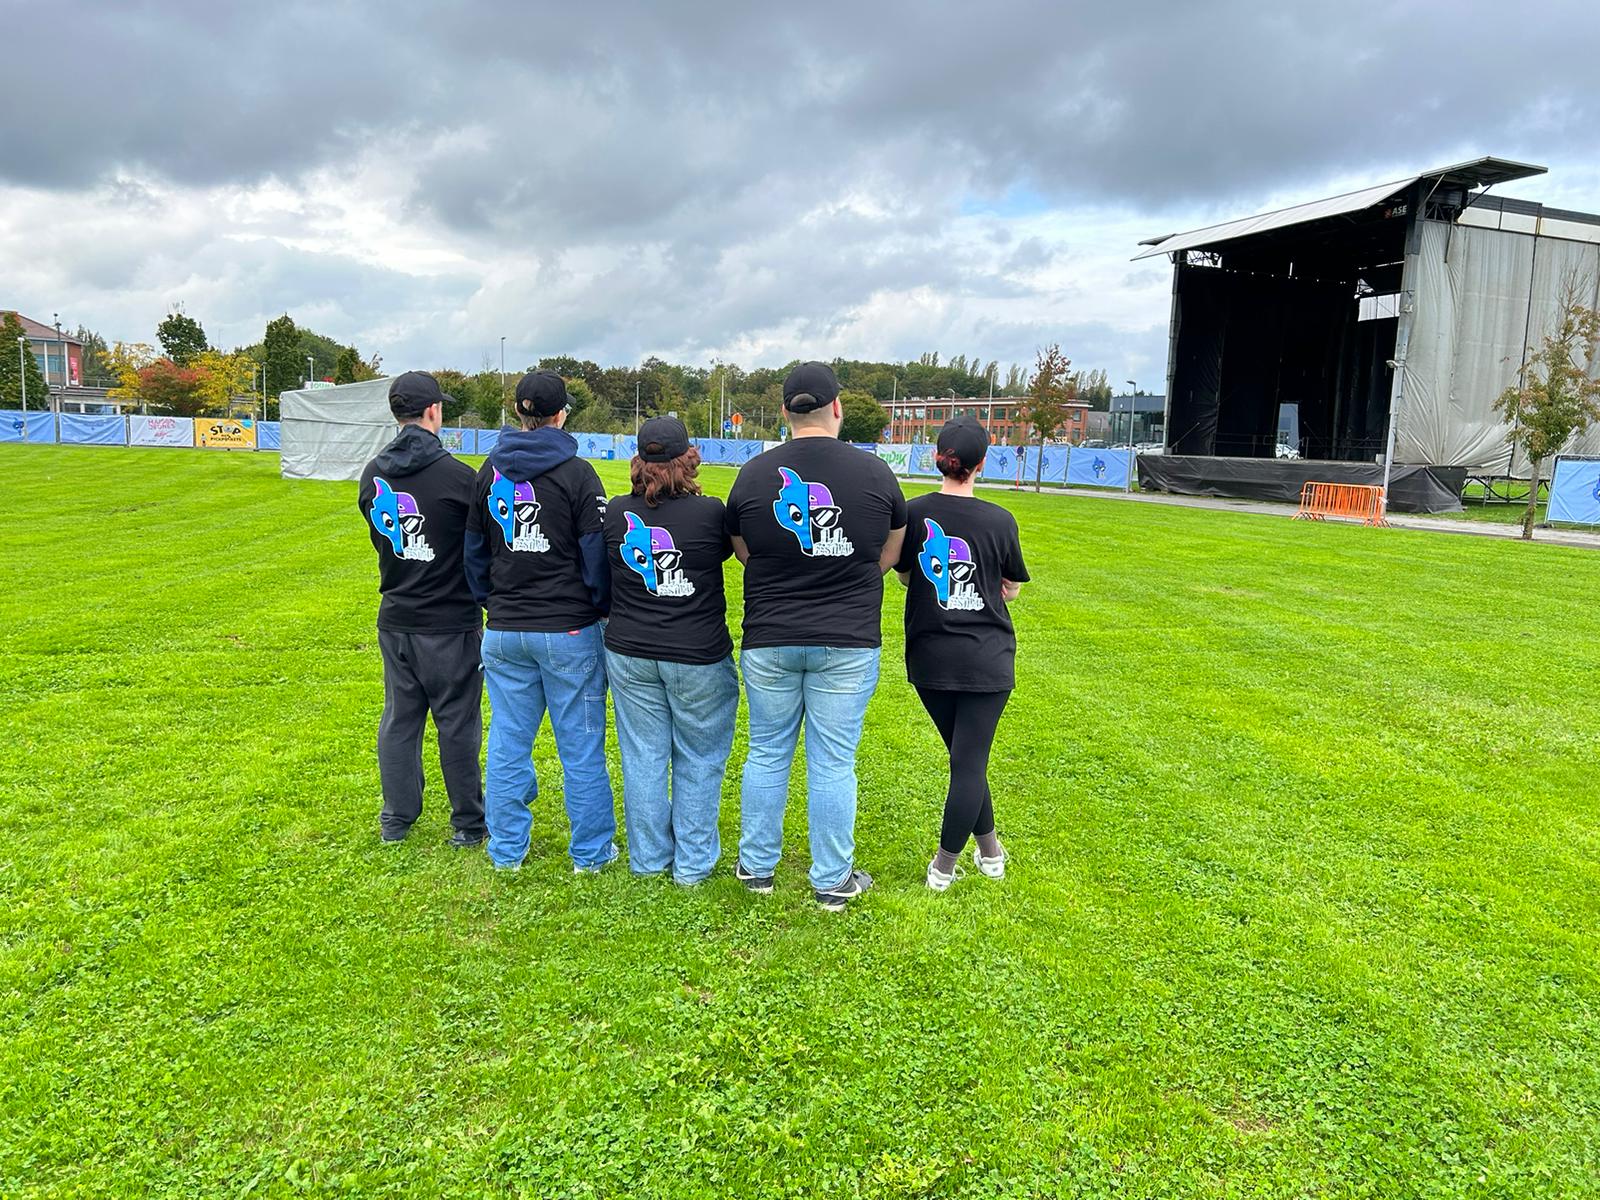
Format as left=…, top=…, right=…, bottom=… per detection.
left=637, top=415, right=690, bottom=462
left=514, top=369, right=575, bottom=418
left=782, top=361, right=841, bottom=413
left=936, top=414, right=990, bottom=470
left=388, top=371, right=451, bottom=418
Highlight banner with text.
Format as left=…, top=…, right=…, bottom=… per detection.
left=438, top=427, right=470, bottom=453
left=194, top=417, right=257, bottom=450
left=129, top=415, right=195, bottom=447
left=59, top=414, right=126, bottom=445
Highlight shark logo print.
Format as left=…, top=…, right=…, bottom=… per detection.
left=620, top=513, right=695, bottom=597
left=488, top=469, right=550, bottom=553
left=917, top=518, right=984, bottom=611
left=368, top=478, right=435, bottom=561
left=773, top=467, right=853, bottom=556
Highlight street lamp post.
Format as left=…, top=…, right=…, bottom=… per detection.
left=306, top=355, right=315, bottom=387
left=52, top=313, right=63, bottom=413
left=499, top=336, right=507, bottom=426
left=17, top=336, right=27, bottom=441
left=635, top=380, right=641, bottom=434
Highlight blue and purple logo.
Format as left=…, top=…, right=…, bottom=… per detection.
left=917, top=518, right=983, bottom=611
left=620, top=512, right=694, bottom=597
left=488, top=468, right=550, bottom=552
left=369, top=477, right=434, bottom=561
left=773, top=467, right=853, bottom=556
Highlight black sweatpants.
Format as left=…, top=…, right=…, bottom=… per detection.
left=914, top=686, right=1011, bottom=854
left=377, top=628, right=485, bottom=838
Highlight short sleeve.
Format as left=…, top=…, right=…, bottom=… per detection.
left=1002, top=514, right=1030, bottom=582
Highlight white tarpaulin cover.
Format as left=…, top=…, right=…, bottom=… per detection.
left=280, top=378, right=397, bottom=481
left=1401, top=222, right=1600, bottom=471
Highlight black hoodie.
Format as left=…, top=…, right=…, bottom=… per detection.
left=464, top=425, right=611, bottom=632
left=357, top=424, right=481, bottom=632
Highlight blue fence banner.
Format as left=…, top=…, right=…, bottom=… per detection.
left=59, top=413, right=126, bottom=445
left=0, top=410, right=58, bottom=443
left=691, top=437, right=764, bottom=466
left=475, top=428, right=500, bottom=456
left=576, top=433, right=616, bottom=459
left=258, top=420, right=281, bottom=450
left=614, top=435, right=637, bottom=460
left=1547, top=456, right=1600, bottom=525
left=1067, top=446, right=1132, bottom=489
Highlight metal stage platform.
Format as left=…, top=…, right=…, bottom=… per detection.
left=1136, top=456, right=1468, bottom=514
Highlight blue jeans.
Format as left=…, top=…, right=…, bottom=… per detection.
left=605, top=650, right=738, bottom=884
left=480, top=625, right=617, bottom=869
left=738, top=645, right=881, bottom=890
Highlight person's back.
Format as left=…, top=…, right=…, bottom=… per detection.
left=725, top=361, right=906, bottom=911
left=355, top=372, right=485, bottom=849
left=464, top=369, right=616, bottom=873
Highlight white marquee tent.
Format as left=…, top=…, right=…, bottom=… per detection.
left=279, top=378, right=397, bottom=482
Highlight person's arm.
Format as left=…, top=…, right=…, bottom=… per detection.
left=1000, top=514, right=1029, bottom=605
left=575, top=468, right=610, bottom=615
left=731, top=535, right=750, bottom=565
left=462, top=473, right=491, bottom=606
left=1001, top=579, right=1022, bottom=602
left=878, top=525, right=906, bottom=576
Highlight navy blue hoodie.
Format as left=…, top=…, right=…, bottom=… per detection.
left=464, top=425, right=611, bottom=631
left=357, top=424, right=480, bottom=632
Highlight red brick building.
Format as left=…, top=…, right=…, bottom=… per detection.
left=7, top=312, right=83, bottom=387
left=883, top=395, right=1089, bottom=444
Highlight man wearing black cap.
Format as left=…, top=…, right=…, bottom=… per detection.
left=724, top=360, right=907, bottom=910
left=464, top=369, right=617, bottom=873
left=357, top=371, right=485, bottom=848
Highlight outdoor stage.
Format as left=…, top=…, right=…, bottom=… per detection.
left=1136, top=455, right=1468, bottom=514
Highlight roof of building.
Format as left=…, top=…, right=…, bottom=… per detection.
left=4, top=311, right=83, bottom=345
left=1133, top=156, right=1548, bottom=261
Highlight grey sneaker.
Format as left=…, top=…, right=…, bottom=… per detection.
left=449, top=830, right=486, bottom=850
left=734, top=861, right=774, bottom=894
left=574, top=843, right=620, bottom=874
left=814, top=868, right=874, bottom=912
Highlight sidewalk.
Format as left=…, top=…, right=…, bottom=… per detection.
left=977, top=481, right=1600, bottom=550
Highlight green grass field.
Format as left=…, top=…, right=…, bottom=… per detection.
left=3, top=445, right=1599, bottom=1199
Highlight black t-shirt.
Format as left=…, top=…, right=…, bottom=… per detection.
left=466, top=455, right=608, bottom=632
left=603, top=492, right=734, bottom=665
left=725, top=437, right=907, bottom=650
left=897, top=492, right=1030, bottom=691
left=357, top=428, right=480, bottom=633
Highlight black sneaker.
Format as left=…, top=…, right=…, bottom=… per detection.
left=380, top=828, right=408, bottom=844
left=449, top=830, right=486, bottom=850
left=734, top=861, right=774, bottom=894
left=813, top=868, right=874, bottom=912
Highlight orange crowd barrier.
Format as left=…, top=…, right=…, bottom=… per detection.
left=1294, top=481, right=1388, bottom=526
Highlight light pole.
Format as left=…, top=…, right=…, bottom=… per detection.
left=499, top=336, right=507, bottom=426
left=306, top=355, right=314, bottom=387
left=52, top=313, right=62, bottom=413
left=635, top=380, right=641, bottom=434
left=17, top=336, right=27, bottom=440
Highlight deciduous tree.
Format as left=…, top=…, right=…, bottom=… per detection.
left=839, top=390, right=890, bottom=442
left=157, top=310, right=209, bottom=365
left=1494, top=278, right=1600, bottom=540
left=1020, top=344, right=1075, bottom=492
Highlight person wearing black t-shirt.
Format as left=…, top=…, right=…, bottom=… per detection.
left=463, top=370, right=617, bottom=873
left=725, top=361, right=907, bottom=911
left=602, top=417, right=737, bottom=885
left=357, top=371, right=485, bottom=848
left=896, top=416, right=1029, bottom=892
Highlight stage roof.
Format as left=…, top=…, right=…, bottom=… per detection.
left=1133, top=157, right=1546, bottom=260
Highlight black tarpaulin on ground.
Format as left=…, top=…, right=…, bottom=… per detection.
left=1137, top=455, right=1467, bottom=514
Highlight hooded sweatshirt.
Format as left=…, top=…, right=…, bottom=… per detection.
left=357, top=423, right=481, bottom=632
left=464, top=425, right=611, bottom=631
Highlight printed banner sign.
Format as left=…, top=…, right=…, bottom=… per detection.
left=877, top=446, right=912, bottom=476
left=576, top=433, right=616, bottom=459
left=1547, top=456, right=1600, bottom=526
left=438, top=427, right=470, bottom=453
left=59, top=413, right=126, bottom=445
left=195, top=417, right=256, bottom=450
left=1066, top=446, right=1131, bottom=489
left=129, top=415, right=194, bottom=447
left=0, top=410, right=57, bottom=443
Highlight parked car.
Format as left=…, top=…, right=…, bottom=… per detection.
left=1275, top=442, right=1301, bottom=459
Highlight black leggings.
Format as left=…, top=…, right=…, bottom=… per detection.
left=914, top=687, right=1011, bottom=854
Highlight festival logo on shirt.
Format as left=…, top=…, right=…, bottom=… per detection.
left=620, top=512, right=695, bottom=597
left=917, top=518, right=983, bottom=611
left=369, top=478, right=435, bottom=561
left=488, top=469, right=550, bottom=553
left=773, top=467, right=853, bottom=557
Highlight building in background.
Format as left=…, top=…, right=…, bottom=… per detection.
left=7, top=312, right=83, bottom=391
left=884, top=395, right=1089, bottom=445
left=1108, top=393, right=1167, bottom=445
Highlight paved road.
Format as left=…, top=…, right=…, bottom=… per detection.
left=977, top=482, right=1600, bottom=550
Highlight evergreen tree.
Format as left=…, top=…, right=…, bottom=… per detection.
left=262, top=315, right=302, bottom=399
left=157, top=310, right=209, bottom=365
left=0, top=311, right=47, bottom=410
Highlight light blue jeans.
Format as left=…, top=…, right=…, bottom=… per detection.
left=481, top=625, right=617, bottom=869
left=605, top=650, right=739, bottom=884
left=738, top=645, right=881, bottom=890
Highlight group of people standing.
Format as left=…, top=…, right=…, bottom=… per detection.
left=357, top=361, right=1029, bottom=910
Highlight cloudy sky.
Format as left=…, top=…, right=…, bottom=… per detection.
left=5, top=1, right=1600, bottom=383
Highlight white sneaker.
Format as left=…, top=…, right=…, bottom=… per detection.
left=973, top=843, right=1006, bottom=880
left=926, top=858, right=964, bottom=892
